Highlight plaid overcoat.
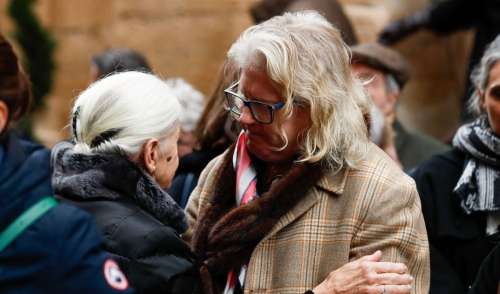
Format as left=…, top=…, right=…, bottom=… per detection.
left=185, top=143, right=430, bottom=293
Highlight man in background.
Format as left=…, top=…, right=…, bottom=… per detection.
left=351, top=42, right=449, bottom=171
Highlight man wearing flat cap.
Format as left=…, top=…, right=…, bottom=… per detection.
left=351, top=42, right=448, bottom=172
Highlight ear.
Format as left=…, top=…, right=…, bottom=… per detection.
left=140, top=138, right=161, bottom=175
left=0, top=101, right=8, bottom=133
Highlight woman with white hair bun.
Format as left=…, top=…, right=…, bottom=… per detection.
left=51, top=71, right=199, bottom=294
left=185, top=11, right=428, bottom=294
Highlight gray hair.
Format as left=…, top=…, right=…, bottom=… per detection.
left=469, top=35, right=500, bottom=116
left=385, top=74, right=400, bottom=94
left=165, top=78, right=205, bottom=132
left=227, top=11, right=370, bottom=170
left=71, top=71, right=181, bottom=156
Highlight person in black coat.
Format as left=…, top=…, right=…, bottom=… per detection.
left=52, top=71, right=199, bottom=294
left=379, top=0, right=500, bottom=121
left=0, top=34, right=132, bottom=294
left=411, top=35, right=500, bottom=294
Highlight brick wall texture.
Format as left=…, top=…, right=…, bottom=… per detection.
left=0, top=0, right=472, bottom=145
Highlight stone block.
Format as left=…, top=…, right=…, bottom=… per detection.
left=49, top=0, right=113, bottom=30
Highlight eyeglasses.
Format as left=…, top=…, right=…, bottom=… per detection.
left=223, top=81, right=285, bottom=124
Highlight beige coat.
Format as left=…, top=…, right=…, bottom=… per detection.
left=185, top=143, right=430, bottom=293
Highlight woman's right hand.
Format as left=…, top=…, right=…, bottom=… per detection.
left=312, top=251, right=413, bottom=294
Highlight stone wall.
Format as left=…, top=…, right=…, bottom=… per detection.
left=1, top=0, right=256, bottom=145
left=0, top=0, right=471, bottom=145
left=342, top=0, right=472, bottom=140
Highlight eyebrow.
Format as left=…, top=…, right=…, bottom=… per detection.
left=239, top=89, right=275, bottom=104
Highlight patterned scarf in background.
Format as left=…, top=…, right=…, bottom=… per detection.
left=223, top=131, right=259, bottom=294
left=453, top=117, right=500, bottom=214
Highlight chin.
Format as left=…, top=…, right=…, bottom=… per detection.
left=246, top=143, right=272, bottom=162
left=247, top=143, right=289, bottom=163
left=245, top=134, right=294, bottom=163
left=158, top=179, right=172, bottom=190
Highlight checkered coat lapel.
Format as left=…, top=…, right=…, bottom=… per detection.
left=261, top=167, right=349, bottom=244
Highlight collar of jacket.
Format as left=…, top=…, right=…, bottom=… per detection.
left=315, top=165, right=349, bottom=195
left=51, top=141, right=188, bottom=234
left=191, top=143, right=329, bottom=293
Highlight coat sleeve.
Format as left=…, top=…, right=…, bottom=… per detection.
left=349, top=178, right=430, bottom=294
left=52, top=205, right=134, bottom=294
left=107, top=226, right=197, bottom=294
left=469, top=243, right=500, bottom=294
left=111, top=250, right=197, bottom=294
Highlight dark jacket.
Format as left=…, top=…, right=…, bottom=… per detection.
left=394, top=120, right=449, bottom=172
left=168, top=149, right=221, bottom=208
left=52, top=142, right=199, bottom=294
left=470, top=243, right=500, bottom=294
left=0, top=132, right=132, bottom=294
left=411, top=148, right=498, bottom=294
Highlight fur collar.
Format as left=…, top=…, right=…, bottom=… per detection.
left=51, top=141, right=188, bottom=234
left=191, top=144, right=325, bottom=293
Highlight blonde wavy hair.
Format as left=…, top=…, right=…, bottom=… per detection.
left=227, top=11, right=370, bottom=170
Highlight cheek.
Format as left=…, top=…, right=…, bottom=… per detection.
left=172, top=156, right=179, bottom=174
left=372, top=92, right=389, bottom=111
left=486, top=100, right=500, bottom=134
left=282, top=113, right=310, bottom=148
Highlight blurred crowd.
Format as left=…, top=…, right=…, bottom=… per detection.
left=1, top=0, right=500, bottom=294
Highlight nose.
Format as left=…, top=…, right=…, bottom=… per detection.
left=238, top=105, right=256, bottom=125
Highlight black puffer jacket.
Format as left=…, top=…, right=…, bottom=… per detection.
left=51, top=142, right=200, bottom=294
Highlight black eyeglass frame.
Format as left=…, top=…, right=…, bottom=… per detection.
left=223, top=81, right=286, bottom=124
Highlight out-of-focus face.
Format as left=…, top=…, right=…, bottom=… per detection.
left=237, top=67, right=311, bottom=163
left=154, top=127, right=180, bottom=188
left=177, top=130, right=198, bottom=158
left=351, top=63, right=397, bottom=118
left=0, top=100, right=7, bottom=134
left=482, top=62, right=500, bottom=135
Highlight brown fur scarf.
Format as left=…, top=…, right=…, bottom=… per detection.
left=190, top=144, right=325, bottom=294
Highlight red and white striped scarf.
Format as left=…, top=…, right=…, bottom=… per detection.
left=223, top=131, right=259, bottom=294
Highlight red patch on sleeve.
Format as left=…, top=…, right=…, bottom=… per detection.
left=103, top=259, right=129, bottom=291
